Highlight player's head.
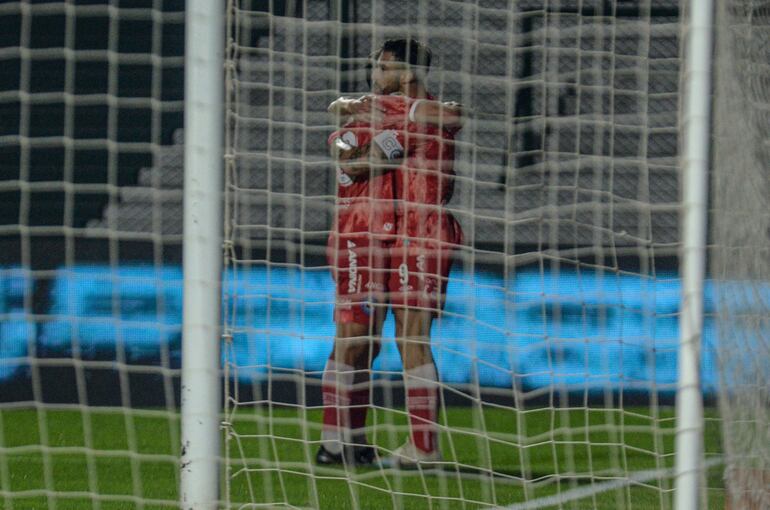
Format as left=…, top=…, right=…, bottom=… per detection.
left=370, top=38, right=432, bottom=94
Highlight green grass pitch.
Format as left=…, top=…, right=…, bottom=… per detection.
left=0, top=405, right=725, bottom=509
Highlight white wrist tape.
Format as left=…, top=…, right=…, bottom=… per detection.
left=334, top=130, right=358, bottom=151
left=408, top=99, right=423, bottom=123
left=373, top=130, right=404, bottom=160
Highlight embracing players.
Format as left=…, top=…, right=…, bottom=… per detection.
left=318, top=39, right=464, bottom=469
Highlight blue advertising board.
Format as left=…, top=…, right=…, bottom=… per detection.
left=0, top=268, right=36, bottom=382
left=2, top=264, right=767, bottom=395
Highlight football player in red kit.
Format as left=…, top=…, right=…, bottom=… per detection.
left=318, top=39, right=464, bottom=468
left=317, top=106, right=405, bottom=466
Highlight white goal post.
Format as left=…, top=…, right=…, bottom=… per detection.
left=180, top=0, right=224, bottom=508
left=674, top=0, right=712, bottom=507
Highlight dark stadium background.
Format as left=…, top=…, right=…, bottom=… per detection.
left=0, top=0, right=691, bottom=407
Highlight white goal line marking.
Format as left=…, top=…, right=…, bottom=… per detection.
left=495, top=457, right=723, bottom=510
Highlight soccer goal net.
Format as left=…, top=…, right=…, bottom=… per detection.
left=221, top=0, right=752, bottom=508
left=1, top=0, right=767, bottom=509
left=0, top=2, right=187, bottom=508
left=711, top=2, right=770, bottom=509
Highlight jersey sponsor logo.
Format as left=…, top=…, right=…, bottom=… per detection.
left=337, top=166, right=353, bottom=187
left=347, top=240, right=358, bottom=294
left=364, top=281, right=385, bottom=291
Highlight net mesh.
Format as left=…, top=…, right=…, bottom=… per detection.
left=221, top=0, right=729, bottom=508
left=0, top=0, right=765, bottom=507
left=0, top=2, right=185, bottom=508
left=711, top=1, right=770, bottom=508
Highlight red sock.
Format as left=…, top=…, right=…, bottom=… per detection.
left=350, top=344, right=380, bottom=443
left=405, top=364, right=439, bottom=454
left=349, top=374, right=370, bottom=442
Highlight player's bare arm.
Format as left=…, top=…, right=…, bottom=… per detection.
left=327, top=95, right=377, bottom=123
left=408, top=99, right=464, bottom=129
left=328, top=94, right=463, bottom=128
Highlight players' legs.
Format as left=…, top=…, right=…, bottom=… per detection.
left=321, top=308, right=386, bottom=461
left=386, top=219, right=459, bottom=461
left=336, top=310, right=385, bottom=436
left=321, top=234, right=389, bottom=462
left=392, top=307, right=440, bottom=456
left=392, top=307, right=434, bottom=369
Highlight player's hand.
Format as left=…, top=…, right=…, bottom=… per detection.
left=349, top=95, right=386, bottom=124
left=347, top=95, right=372, bottom=114
left=328, top=95, right=379, bottom=124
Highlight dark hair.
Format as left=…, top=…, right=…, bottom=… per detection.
left=376, top=38, right=432, bottom=70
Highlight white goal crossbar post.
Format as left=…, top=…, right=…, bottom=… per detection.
left=180, top=0, right=225, bottom=508
left=675, top=0, right=713, bottom=508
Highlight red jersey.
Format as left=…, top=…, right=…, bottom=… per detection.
left=400, top=118, right=458, bottom=206
left=327, top=123, right=396, bottom=237
left=375, top=94, right=462, bottom=242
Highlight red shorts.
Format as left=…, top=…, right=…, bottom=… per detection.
left=388, top=213, right=463, bottom=311
left=327, top=232, right=390, bottom=325
left=328, top=214, right=463, bottom=325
